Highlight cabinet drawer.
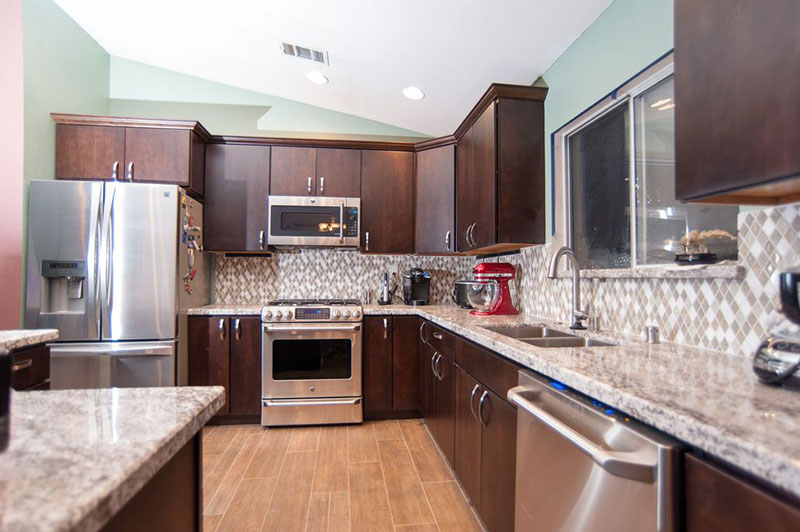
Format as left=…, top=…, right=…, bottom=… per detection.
left=685, top=453, right=800, bottom=531
left=423, top=321, right=456, bottom=360
left=11, top=345, right=50, bottom=391
left=456, top=339, right=519, bottom=402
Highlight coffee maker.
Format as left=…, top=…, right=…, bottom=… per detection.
left=402, top=269, right=431, bottom=306
left=752, top=269, right=800, bottom=388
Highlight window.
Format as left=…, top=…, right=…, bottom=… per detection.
left=555, top=54, right=738, bottom=270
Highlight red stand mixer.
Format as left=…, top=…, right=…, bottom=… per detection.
left=470, top=262, right=519, bottom=316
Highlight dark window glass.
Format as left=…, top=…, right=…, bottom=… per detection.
left=272, top=339, right=352, bottom=380
left=569, top=104, right=631, bottom=269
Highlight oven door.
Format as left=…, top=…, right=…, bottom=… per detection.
left=262, top=322, right=362, bottom=399
left=267, top=196, right=360, bottom=247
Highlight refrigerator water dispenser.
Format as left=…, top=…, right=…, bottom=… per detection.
left=40, top=260, right=86, bottom=314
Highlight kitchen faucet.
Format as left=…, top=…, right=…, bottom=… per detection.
left=547, top=247, right=588, bottom=330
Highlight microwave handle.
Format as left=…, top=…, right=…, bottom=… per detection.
left=339, top=202, right=345, bottom=243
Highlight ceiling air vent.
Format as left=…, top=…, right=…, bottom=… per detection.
left=281, top=42, right=329, bottom=65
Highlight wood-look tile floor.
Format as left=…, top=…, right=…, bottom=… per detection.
left=201, top=420, right=485, bottom=532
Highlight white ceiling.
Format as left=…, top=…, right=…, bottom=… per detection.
left=54, top=0, right=612, bottom=137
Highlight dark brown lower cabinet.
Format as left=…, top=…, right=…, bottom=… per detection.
left=425, top=350, right=456, bottom=467
left=188, top=315, right=261, bottom=420
left=10, top=344, right=50, bottom=391
left=685, top=453, right=800, bottom=531
left=363, top=316, right=420, bottom=418
left=454, top=367, right=482, bottom=505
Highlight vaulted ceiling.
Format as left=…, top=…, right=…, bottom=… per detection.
left=54, top=0, right=612, bottom=136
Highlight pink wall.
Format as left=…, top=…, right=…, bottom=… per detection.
left=0, top=0, right=24, bottom=328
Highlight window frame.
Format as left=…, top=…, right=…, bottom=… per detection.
left=552, top=53, right=678, bottom=271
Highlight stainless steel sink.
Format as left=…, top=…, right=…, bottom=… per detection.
left=522, top=337, right=616, bottom=348
left=482, top=325, right=575, bottom=339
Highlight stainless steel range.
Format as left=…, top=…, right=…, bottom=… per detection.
left=261, top=299, right=363, bottom=426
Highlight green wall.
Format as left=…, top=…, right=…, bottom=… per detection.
left=109, top=57, right=427, bottom=141
left=20, top=0, right=110, bottom=322
left=540, top=0, right=674, bottom=238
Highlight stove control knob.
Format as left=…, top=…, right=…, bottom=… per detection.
left=333, top=310, right=342, bottom=318
left=263, top=310, right=273, bottom=319
left=353, top=310, right=361, bottom=319
left=344, top=310, right=351, bottom=318
left=285, top=310, right=293, bottom=319
left=276, top=311, right=283, bottom=319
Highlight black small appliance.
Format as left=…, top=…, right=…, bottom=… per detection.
left=752, top=269, right=800, bottom=388
left=402, top=269, right=431, bottom=306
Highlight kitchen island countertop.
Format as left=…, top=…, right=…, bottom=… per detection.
left=0, top=329, right=59, bottom=351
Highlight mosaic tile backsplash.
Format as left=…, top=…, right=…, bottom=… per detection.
left=214, top=203, right=800, bottom=358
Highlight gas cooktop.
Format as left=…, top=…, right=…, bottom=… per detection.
left=268, top=298, right=360, bottom=306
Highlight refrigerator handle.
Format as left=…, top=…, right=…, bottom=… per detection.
left=92, top=192, right=103, bottom=334
left=100, top=184, right=117, bottom=336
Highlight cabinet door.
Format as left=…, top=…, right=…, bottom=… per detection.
left=229, top=317, right=261, bottom=415
left=316, top=148, right=361, bottom=197
left=685, top=453, right=800, bottom=531
left=675, top=0, right=800, bottom=204
left=361, top=150, right=415, bottom=254
left=124, top=128, right=192, bottom=186
left=479, top=389, right=516, bottom=532
left=422, top=342, right=438, bottom=429
left=270, top=146, right=316, bottom=196
left=55, top=124, right=125, bottom=180
left=392, top=316, right=419, bottom=411
left=188, top=317, right=230, bottom=414
left=205, top=144, right=270, bottom=252
left=435, top=354, right=456, bottom=466
left=415, top=145, right=456, bottom=253
left=454, top=368, right=482, bottom=507
left=417, top=319, right=427, bottom=416
left=363, top=316, right=393, bottom=415
left=456, top=102, right=496, bottom=251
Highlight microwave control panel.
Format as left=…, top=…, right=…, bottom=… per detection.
left=344, top=207, right=359, bottom=237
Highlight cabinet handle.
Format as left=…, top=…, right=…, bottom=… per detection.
left=435, top=354, right=443, bottom=381
left=383, top=318, right=388, bottom=340
left=111, top=161, right=119, bottom=181
left=218, top=318, right=226, bottom=341
left=125, top=162, right=134, bottom=182
left=430, top=352, right=439, bottom=379
left=469, top=384, right=481, bottom=420
left=445, top=230, right=451, bottom=250
left=320, top=177, right=325, bottom=195
left=233, top=318, right=241, bottom=341
left=467, top=223, right=477, bottom=247
left=307, top=176, right=313, bottom=194
left=478, top=390, right=489, bottom=426
left=419, top=321, right=428, bottom=345
left=432, top=332, right=443, bottom=340
left=11, top=359, right=33, bottom=372
left=365, top=231, right=370, bottom=252
left=259, top=230, right=265, bottom=250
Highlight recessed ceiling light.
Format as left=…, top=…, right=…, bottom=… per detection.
left=306, top=71, right=329, bottom=85
left=403, top=86, right=425, bottom=100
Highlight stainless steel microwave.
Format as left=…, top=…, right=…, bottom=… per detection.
left=267, top=196, right=360, bottom=247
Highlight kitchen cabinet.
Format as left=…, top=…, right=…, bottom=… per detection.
left=415, top=144, right=456, bottom=254
left=188, top=316, right=261, bottom=418
left=53, top=115, right=208, bottom=198
left=452, top=338, right=518, bottom=532
left=270, top=146, right=360, bottom=197
left=361, top=150, right=415, bottom=254
left=205, top=144, right=271, bottom=252
left=363, top=316, right=420, bottom=417
left=421, top=341, right=456, bottom=466
left=454, top=86, right=547, bottom=254
left=685, top=453, right=800, bottom=531
left=674, top=0, right=800, bottom=205
left=9, top=344, right=50, bottom=391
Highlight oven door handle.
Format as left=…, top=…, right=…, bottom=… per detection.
left=263, top=323, right=361, bottom=332
left=263, top=398, right=362, bottom=407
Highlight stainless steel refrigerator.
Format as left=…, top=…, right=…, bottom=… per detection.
left=25, top=180, right=209, bottom=389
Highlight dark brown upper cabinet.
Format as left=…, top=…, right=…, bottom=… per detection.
left=52, top=114, right=208, bottom=198
left=674, top=0, right=800, bottom=205
left=205, top=144, right=270, bottom=253
left=454, top=85, right=547, bottom=254
left=415, top=144, right=456, bottom=254
left=361, top=150, right=414, bottom=254
left=270, top=146, right=360, bottom=197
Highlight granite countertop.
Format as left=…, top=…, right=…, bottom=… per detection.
left=191, top=302, right=800, bottom=497
left=188, top=304, right=263, bottom=315
left=0, top=329, right=59, bottom=352
left=0, top=386, right=225, bottom=532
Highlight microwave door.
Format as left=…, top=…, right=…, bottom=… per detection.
left=268, top=204, right=342, bottom=246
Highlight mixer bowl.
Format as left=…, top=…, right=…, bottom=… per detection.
left=465, top=281, right=499, bottom=312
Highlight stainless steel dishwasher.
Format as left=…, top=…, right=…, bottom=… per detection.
left=507, top=371, right=680, bottom=532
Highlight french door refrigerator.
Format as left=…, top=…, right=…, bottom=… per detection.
left=25, top=180, right=209, bottom=389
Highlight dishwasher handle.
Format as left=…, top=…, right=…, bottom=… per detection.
left=508, top=385, right=657, bottom=483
